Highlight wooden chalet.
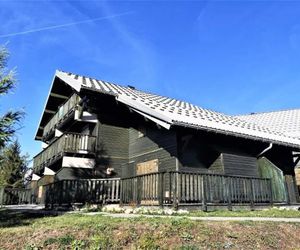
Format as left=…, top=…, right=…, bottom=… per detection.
left=28, top=70, right=300, bottom=209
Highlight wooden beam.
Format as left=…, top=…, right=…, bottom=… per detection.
left=45, top=109, right=56, bottom=114
left=50, top=92, right=68, bottom=99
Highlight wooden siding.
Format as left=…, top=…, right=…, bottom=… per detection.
left=295, top=168, right=300, bottom=186
left=257, top=157, right=287, bottom=202
left=128, top=126, right=177, bottom=176
left=209, top=154, right=224, bottom=174
left=222, top=153, right=258, bottom=177
left=129, top=127, right=177, bottom=158
left=55, top=167, right=105, bottom=180
left=37, top=175, right=54, bottom=186
left=96, top=123, right=129, bottom=177
left=285, top=175, right=299, bottom=203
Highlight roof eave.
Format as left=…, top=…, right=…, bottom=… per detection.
left=172, top=120, right=300, bottom=150
left=34, top=71, right=60, bottom=140
left=34, top=70, right=83, bottom=141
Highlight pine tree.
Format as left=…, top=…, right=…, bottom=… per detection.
left=0, top=140, right=29, bottom=187
left=0, top=45, right=23, bottom=148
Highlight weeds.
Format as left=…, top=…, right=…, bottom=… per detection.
left=0, top=212, right=299, bottom=249
left=138, top=232, right=160, bottom=249
left=90, top=234, right=113, bottom=249
left=71, top=239, right=87, bottom=250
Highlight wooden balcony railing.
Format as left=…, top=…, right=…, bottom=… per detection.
left=120, top=171, right=273, bottom=209
left=33, top=133, right=96, bottom=172
left=43, top=93, right=81, bottom=139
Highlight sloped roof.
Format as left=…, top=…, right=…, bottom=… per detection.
left=37, top=70, right=300, bottom=148
left=238, top=109, right=300, bottom=139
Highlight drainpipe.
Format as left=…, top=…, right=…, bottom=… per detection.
left=257, top=143, right=273, bottom=158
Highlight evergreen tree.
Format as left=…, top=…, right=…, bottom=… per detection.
left=0, top=44, right=27, bottom=187
left=0, top=140, right=29, bottom=187
left=0, top=45, right=23, bottom=148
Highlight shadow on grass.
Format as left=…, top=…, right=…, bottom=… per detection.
left=0, top=208, right=61, bottom=228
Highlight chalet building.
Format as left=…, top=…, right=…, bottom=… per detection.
left=31, top=70, right=300, bottom=207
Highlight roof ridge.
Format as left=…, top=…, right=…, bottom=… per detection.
left=237, top=107, right=300, bottom=117
left=57, top=69, right=230, bottom=117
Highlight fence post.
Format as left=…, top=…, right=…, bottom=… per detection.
left=172, top=172, right=178, bottom=209
left=226, top=177, right=232, bottom=211
left=159, top=172, right=165, bottom=208
left=120, top=179, right=123, bottom=206
left=249, top=179, right=254, bottom=210
left=136, top=177, right=140, bottom=206
left=0, top=187, right=4, bottom=207
left=268, top=179, right=273, bottom=206
left=59, top=181, right=63, bottom=206
left=201, top=175, right=207, bottom=212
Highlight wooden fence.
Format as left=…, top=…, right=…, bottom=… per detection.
left=0, top=187, right=32, bottom=205
left=120, top=171, right=273, bottom=210
left=44, top=178, right=120, bottom=208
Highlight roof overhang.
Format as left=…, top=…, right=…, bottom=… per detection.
left=173, top=121, right=300, bottom=150
left=34, top=71, right=79, bottom=140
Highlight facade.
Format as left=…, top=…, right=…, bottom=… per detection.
left=32, top=70, right=300, bottom=205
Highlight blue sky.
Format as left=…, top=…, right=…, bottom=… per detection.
left=1, top=0, right=300, bottom=162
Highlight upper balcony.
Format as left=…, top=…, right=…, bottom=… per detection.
left=33, top=132, right=97, bottom=173
left=42, top=93, right=82, bottom=140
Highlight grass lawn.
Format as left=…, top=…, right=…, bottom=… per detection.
left=0, top=209, right=300, bottom=249
left=188, top=207, right=300, bottom=218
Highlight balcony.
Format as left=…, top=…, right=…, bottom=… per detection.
left=43, top=93, right=81, bottom=140
left=33, top=133, right=96, bottom=172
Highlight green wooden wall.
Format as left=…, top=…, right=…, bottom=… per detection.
left=96, top=122, right=129, bottom=177
left=258, top=157, right=287, bottom=203
left=124, top=125, right=177, bottom=177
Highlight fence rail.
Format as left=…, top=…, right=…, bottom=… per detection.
left=0, top=187, right=32, bottom=205
left=44, top=178, right=120, bottom=207
left=0, top=172, right=273, bottom=209
left=120, top=171, right=273, bottom=210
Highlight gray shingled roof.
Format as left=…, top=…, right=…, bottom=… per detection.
left=52, top=70, right=300, bottom=148
left=238, top=109, right=300, bottom=139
